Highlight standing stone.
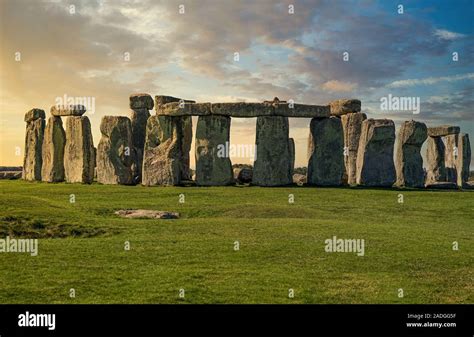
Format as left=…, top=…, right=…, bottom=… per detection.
left=129, top=109, right=150, bottom=183
left=97, top=116, right=134, bottom=185
left=444, top=134, right=459, bottom=183
left=41, top=116, right=66, bottom=182
left=341, top=112, right=367, bottom=185
left=64, top=116, right=95, bottom=183
left=142, top=116, right=182, bottom=186
left=395, top=121, right=427, bottom=188
left=456, top=134, right=471, bottom=187
left=356, top=119, right=396, bottom=187
left=253, top=116, right=292, bottom=186
left=129, top=94, right=153, bottom=183
left=195, top=115, right=233, bottom=186
left=181, top=116, right=193, bottom=180
left=155, top=95, right=194, bottom=180
left=289, top=138, right=295, bottom=177
left=425, top=136, right=446, bottom=185
left=23, top=109, right=45, bottom=181
left=307, top=117, right=344, bottom=186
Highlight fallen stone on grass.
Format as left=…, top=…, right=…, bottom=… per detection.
left=114, top=209, right=180, bottom=219
left=424, top=182, right=458, bottom=190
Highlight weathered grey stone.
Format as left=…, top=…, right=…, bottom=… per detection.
left=22, top=114, right=45, bottom=181
left=289, top=138, right=295, bottom=177
left=356, top=119, right=396, bottom=187
left=157, top=102, right=210, bottom=116
left=444, top=134, right=459, bottom=183
left=142, top=116, right=182, bottom=186
left=24, top=108, right=46, bottom=122
left=425, top=136, right=446, bottom=185
left=329, top=99, right=361, bottom=116
left=180, top=116, right=193, bottom=180
left=96, top=116, right=134, bottom=185
left=307, top=117, right=344, bottom=186
left=212, top=103, right=273, bottom=118
left=272, top=103, right=330, bottom=118
left=130, top=93, right=154, bottom=110
left=0, top=166, right=22, bottom=171
left=64, top=116, right=95, bottom=183
left=253, top=116, right=292, bottom=186
left=195, top=115, right=233, bottom=186
left=456, top=134, right=471, bottom=187
left=233, top=167, right=253, bottom=184
left=341, top=112, right=367, bottom=185
left=50, top=105, right=86, bottom=117
left=41, top=116, right=65, bottom=182
left=293, top=173, right=307, bottom=186
left=115, top=209, right=179, bottom=219
left=427, top=125, right=460, bottom=137
left=425, top=182, right=458, bottom=190
left=0, top=171, right=22, bottom=179
left=395, top=120, right=427, bottom=188
left=155, top=96, right=196, bottom=116
left=157, top=101, right=330, bottom=118
left=155, top=95, right=195, bottom=107
left=129, top=108, right=150, bottom=183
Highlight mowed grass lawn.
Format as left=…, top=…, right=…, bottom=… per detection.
left=0, top=180, right=472, bottom=304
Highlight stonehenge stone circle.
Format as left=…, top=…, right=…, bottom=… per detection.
left=329, top=99, right=361, bottom=116
left=395, top=120, right=427, bottom=188
left=23, top=109, right=45, bottom=181
left=129, top=94, right=153, bottom=183
left=425, top=136, right=446, bottom=185
left=307, top=117, right=344, bottom=186
left=253, top=116, right=293, bottom=186
left=356, top=119, right=396, bottom=187
left=195, top=115, right=234, bottom=186
left=341, top=112, right=367, bottom=185
left=21, top=95, right=472, bottom=190
left=456, top=134, right=471, bottom=187
left=97, top=116, right=134, bottom=185
left=41, top=116, right=66, bottom=182
left=64, top=116, right=95, bottom=184
left=142, top=115, right=182, bottom=186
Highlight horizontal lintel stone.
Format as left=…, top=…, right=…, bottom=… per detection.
left=50, top=105, right=86, bottom=117
left=427, top=125, right=460, bottom=137
left=156, top=102, right=330, bottom=118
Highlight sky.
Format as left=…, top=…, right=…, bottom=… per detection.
left=0, top=0, right=473, bottom=168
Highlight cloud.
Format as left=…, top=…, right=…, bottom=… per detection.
left=322, top=80, right=357, bottom=92
left=387, top=73, right=474, bottom=88
left=434, top=29, right=466, bottom=40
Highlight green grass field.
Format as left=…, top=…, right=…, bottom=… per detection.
left=0, top=180, right=472, bottom=304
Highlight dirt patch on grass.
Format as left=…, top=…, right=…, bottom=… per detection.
left=0, top=216, right=112, bottom=239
